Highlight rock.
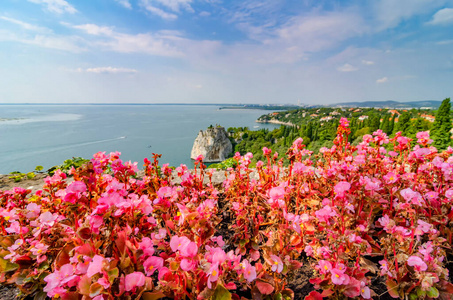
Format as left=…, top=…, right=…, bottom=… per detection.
left=190, top=127, right=233, bottom=163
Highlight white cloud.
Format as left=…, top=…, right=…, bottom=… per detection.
left=376, top=77, right=388, bottom=83
left=427, top=8, right=453, bottom=25
left=199, top=11, right=211, bottom=17
left=362, top=60, right=374, bottom=65
left=0, top=16, right=51, bottom=33
left=85, top=67, right=138, bottom=74
left=437, top=39, right=453, bottom=45
left=73, top=24, right=114, bottom=36
left=115, top=0, right=132, bottom=9
left=142, top=4, right=178, bottom=20
left=72, top=23, right=186, bottom=57
left=0, top=28, right=84, bottom=52
left=267, top=10, right=367, bottom=59
left=27, top=0, right=77, bottom=14
left=139, top=0, right=194, bottom=20
left=337, top=63, right=358, bottom=72
left=373, top=0, right=446, bottom=30
left=150, top=0, right=193, bottom=13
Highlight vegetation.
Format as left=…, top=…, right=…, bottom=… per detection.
left=47, top=157, right=90, bottom=176
left=1, top=121, right=453, bottom=299
left=228, top=99, right=451, bottom=164
left=8, top=165, right=43, bottom=182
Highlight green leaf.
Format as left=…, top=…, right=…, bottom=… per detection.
left=212, top=283, right=232, bottom=300
left=89, top=282, right=103, bottom=298
left=0, top=257, right=18, bottom=272
left=107, top=267, right=119, bottom=284
left=386, top=279, right=400, bottom=299
left=35, top=165, right=43, bottom=172
left=426, top=287, right=439, bottom=298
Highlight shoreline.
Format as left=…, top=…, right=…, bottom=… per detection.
left=256, top=119, right=297, bottom=127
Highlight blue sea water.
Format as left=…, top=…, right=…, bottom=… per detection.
left=0, top=105, right=279, bottom=174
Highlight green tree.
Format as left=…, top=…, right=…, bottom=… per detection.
left=381, top=114, right=391, bottom=135
left=431, top=98, right=452, bottom=150
left=395, top=112, right=411, bottom=135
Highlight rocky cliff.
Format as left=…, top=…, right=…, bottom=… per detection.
left=190, top=127, right=233, bottom=162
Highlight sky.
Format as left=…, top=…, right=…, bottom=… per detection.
left=0, top=0, right=452, bottom=105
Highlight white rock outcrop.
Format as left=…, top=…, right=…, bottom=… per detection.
left=190, top=127, right=233, bottom=162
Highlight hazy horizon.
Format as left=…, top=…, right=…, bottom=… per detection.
left=0, top=0, right=452, bottom=105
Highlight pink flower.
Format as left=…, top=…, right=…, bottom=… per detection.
left=339, top=117, right=349, bottom=128
left=241, top=259, right=256, bottom=282
left=87, top=255, right=105, bottom=278
left=270, top=255, right=283, bottom=273
left=268, top=186, right=285, bottom=202
left=125, top=272, right=146, bottom=292
left=315, top=205, right=336, bottom=223
left=361, top=284, right=371, bottom=299
left=31, top=242, right=49, bottom=256
left=207, top=263, right=220, bottom=288
left=331, top=268, right=349, bottom=285
left=64, top=181, right=87, bottom=204
left=262, top=147, right=272, bottom=156
left=39, top=211, right=58, bottom=227
left=144, top=256, right=164, bottom=276
left=317, top=260, right=332, bottom=274
left=416, top=131, right=433, bottom=145
left=170, top=235, right=190, bottom=252
left=383, top=172, right=398, bottom=184
left=334, top=181, right=350, bottom=197
left=293, top=162, right=307, bottom=174
left=416, top=220, right=432, bottom=234
left=407, top=256, right=428, bottom=272
left=180, top=241, right=198, bottom=258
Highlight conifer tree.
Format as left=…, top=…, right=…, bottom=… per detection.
left=431, top=98, right=452, bottom=150
left=381, top=114, right=390, bottom=134
left=389, top=114, right=396, bottom=134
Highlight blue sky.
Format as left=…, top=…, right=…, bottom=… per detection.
left=0, top=0, right=452, bottom=104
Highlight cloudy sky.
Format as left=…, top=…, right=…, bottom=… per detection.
left=0, top=0, right=452, bottom=104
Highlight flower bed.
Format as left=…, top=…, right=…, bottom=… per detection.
left=1, top=118, right=453, bottom=300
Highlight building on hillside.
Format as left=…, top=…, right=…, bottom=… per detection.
left=388, top=110, right=401, bottom=115
left=320, top=116, right=333, bottom=121
left=421, top=114, right=435, bottom=122
left=358, top=115, right=369, bottom=121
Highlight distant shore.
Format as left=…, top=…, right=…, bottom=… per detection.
left=256, top=119, right=296, bottom=127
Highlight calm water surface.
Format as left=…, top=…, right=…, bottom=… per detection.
left=0, top=105, right=279, bottom=173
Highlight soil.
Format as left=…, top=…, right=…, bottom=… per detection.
left=0, top=174, right=49, bottom=194
left=0, top=174, right=451, bottom=299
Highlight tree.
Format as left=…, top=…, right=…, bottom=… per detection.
left=381, top=114, right=391, bottom=135
left=431, top=98, right=452, bottom=150
left=395, top=112, right=411, bottom=135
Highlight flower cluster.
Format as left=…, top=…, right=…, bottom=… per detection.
left=1, top=121, right=453, bottom=300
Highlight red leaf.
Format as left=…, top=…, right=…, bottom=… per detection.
left=305, top=291, right=323, bottom=300
left=255, top=279, right=274, bottom=295
left=320, top=289, right=334, bottom=297
left=225, top=282, right=237, bottom=290
left=309, top=277, right=323, bottom=285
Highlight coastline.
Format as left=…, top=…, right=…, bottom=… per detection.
left=256, top=119, right=297, bottom=127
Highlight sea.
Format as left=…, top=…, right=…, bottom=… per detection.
left=0, top=104, right=280, bottom=174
